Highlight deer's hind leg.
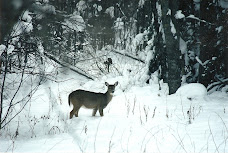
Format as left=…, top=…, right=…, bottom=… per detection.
left=92, top=107, right=98, bottom=116
left=74, top=106, right=81, bottom=117
left=70, top=108, right=76, bottom=119
left=70, top=106, right=81, bottom=118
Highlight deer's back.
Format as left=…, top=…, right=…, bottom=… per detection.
left=69, top=90, right=106, bottom=108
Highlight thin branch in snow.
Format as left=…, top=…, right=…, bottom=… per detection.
left=208, top=119, right=219, bottom=153
left=108, top=127, right=116, bottom=153
left=1, top=62, right=27, bottom=125
left=1, top=84, right=40, bottom=129
left=47, top=139, right=65, bottom=153
left=94, top=118, right=102, bottom=153
left=171, top=133, right=188, bottom=153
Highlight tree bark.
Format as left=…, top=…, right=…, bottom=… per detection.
left=160, top=0, right=181, bottom=94
left=223, top=9, right=228, bottom=78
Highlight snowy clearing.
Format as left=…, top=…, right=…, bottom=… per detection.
left=0, top=67, right=227, bottom=153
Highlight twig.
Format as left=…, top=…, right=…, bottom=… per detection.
left=179, top=95, right=185, bottom=119
left=208, top=118, right=219, bottom=153
left=46, top=139, right=65, bottom=153
left=132, top=96, right=136, bottom=115
left=140, top=126, right=163, bottom=152
left=215, top=113, right=228, bottom=152
left=108, top=127, right=116, bottom=153
left=1, top=84, right=40, bottom=129
left=152, top=106, right=157, bottom=118
left=94, top=118, right=102, bottom=153
left=1, top=62, right=27, bottom=125
left=172, top=133, right=188, bottom=153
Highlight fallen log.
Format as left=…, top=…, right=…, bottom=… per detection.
left=44, top=52, right=94, bottom=80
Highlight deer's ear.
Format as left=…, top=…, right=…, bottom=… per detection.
left=115, top=81, right=118, bottom=86
left=105, top=82, right=109, bottom=86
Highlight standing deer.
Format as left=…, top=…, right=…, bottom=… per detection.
left=69, top=82, right=118, bottom=118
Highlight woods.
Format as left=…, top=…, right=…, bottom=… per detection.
left=0, top=1, right=228, bottom=152
left=1, top=0, right=227, bottom=91
left=1, top=0, right=227, bottom=128
left=0, top=0, right=228, bottom=130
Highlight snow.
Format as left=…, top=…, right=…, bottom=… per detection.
left=167, top=9, right=171, bottom=16
left=132, top=33, right=145, bottom=47
left=219, top=0, right=228, bottom=8
left=1, top=54, right=228, bottom=153
left=0, top=44, right=6, bottom=55
left=64, top=12, right=85, bottom=32
left=7, top=44, right=15, bottom=54
left=8, top=10, right=33, bottom=46
left=97, top=5, right=102, bottom=12
left=216, top=26, right=223, bottom=33
left=105, top=6, right=114, bottom=18
left=156, top=2, right=162, bottom=17
left=139, top=0, right=145, bottom=8
left=114, top=18, right=124, bottom=30
left=175, top=10, right=185, bottom=19
left=195, top=56, right=209, bottom=67
left=176, top=83, right=207, bottom=98
left=33, top=3, right=56, bottom=15
left=170, top=19, right=177, bottom=39
left=76, top=0, right=87, bottom=13
left=22, top=10, right=32, bottom=22
left=37, top=42, right=44, bottom=54
left=1, top=10, right=228, bottom=152
left=180, top=37, right=187, bottom=54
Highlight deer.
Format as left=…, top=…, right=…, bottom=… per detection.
left=69, top=81, right=118, bottom=118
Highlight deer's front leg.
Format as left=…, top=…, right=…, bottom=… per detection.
left=99, top=107, right=104, bottom=116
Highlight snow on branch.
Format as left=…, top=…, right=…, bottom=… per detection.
left=186, top=15, right=215, bottom=25
left=9, top=10, right=33, bottom=44
left=64, top=13, right=85, bottom=32
left=105, top=7, right=114, bottom=18
left=195, top=56, right=209, bottom=67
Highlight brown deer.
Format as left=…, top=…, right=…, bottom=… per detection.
left=69, top=82, right=118, bottom=118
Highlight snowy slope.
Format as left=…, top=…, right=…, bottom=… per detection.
left=0, top=66, right=228, bottom=153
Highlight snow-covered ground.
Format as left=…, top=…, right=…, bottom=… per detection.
left=1, top=64, right=228, bottom=153
left=0, top=48, right=227, bottom=153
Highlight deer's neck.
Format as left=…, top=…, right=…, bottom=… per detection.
left=105, top=92, right=113, bottom=103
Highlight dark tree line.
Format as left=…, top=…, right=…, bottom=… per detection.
left=142, top=0, right=227, bottom=93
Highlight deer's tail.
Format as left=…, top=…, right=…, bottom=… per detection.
left=68, top=94, right=71, bottom=106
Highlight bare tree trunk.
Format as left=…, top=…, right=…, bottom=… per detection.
left=160, top=0, right=181, bottom=94
left=224, top=10, right=228, bottom=78
left=0, top=52, right=7, bottom=129
left=0, top=0, right=2, bottom=44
